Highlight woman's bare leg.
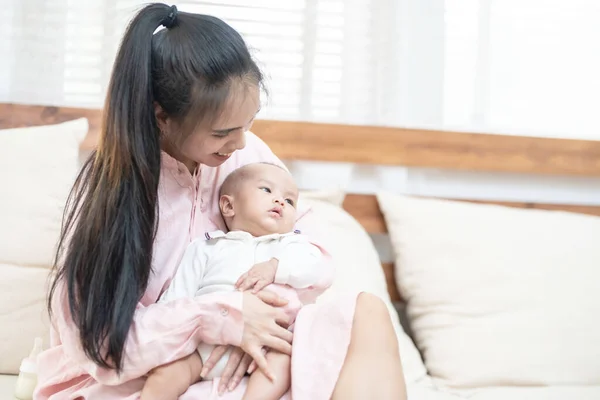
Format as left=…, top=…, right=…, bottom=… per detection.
left=331, top=293, right=407, bottom=400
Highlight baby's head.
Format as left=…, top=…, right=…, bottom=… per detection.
left=219, top=163, right=299, bottom=236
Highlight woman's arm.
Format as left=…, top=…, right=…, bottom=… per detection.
left=52, top=285, right=244, bottom=386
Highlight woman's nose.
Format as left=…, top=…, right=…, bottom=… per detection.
left=233, top=131, right=246, bottom=150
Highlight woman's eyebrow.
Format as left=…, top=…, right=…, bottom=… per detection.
left=213, top=127, right=237, bottom=134
left=212, top=108, right=261, bottom=134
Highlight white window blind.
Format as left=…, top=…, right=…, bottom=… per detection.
left=3, top=1, right=600, bottom=139
left=1, top=0, right=389, bottom=125
left=443, top=0, right=600, bottom=138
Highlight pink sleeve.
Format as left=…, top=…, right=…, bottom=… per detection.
left=52, top=284, right=244, bottom=386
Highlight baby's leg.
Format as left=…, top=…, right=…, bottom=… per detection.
left=242, top=351, right=291, bottom=400
left=141, top=352, right=203, bottom=400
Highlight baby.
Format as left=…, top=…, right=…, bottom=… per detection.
left=141, top=162, right=332, bottom=400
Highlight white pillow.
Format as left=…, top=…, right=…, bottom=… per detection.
left=298, top=189, right=345, bottom=208
left=0, top=118, right=87, bottom=267
left=300, top=197, right=427, bottom=384
left=0, top=263, right=51, bottom=374
left=378, top=193, right=600, bottom=388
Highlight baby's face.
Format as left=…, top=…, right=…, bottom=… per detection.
left=222, top=164, right=299, bottom=236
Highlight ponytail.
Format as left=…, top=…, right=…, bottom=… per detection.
left=49, top=2, right=264, bottom=372
left=49, top=3, right=171, bottom=371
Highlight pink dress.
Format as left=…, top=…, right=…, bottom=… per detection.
left=35, top=132, right=358, bottom=400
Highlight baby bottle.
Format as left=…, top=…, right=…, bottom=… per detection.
left=14, top=337, right=43, bottom=400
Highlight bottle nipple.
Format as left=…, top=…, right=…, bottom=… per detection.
left=29, top=337, right=43, bottom=360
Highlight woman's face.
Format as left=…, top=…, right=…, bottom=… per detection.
left=160, top=83, right=260, bottom=170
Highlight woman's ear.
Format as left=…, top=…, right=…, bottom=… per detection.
left=154, top=102, right=169, bottom=134
left=219, top=195, right=235, bottom=218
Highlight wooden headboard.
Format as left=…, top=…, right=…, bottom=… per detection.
left=3, top=103, right=600, bottom=302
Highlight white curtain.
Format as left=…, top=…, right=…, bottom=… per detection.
left=3, top=0, right=600, bottom=140
left=4, top=0, right=600, bottom=260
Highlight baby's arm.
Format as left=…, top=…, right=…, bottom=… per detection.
left=272, top=234, right=329, bottom=291
left=235, top=234, right=332, bottom=305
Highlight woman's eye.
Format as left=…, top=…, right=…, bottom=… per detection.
left=285, top=199, right=294, bottom=206
left=260, top=187, right=271, bottom=193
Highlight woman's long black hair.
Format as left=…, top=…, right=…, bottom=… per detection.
left=48, top=2, right=263, bottom=372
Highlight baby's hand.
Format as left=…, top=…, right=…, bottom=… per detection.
left=235, top=258, right=278, bottom=293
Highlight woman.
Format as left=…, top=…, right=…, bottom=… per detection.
left=36, top=3, right=407, bottom=399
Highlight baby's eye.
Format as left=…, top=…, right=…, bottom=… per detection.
left=260, top=187, right=271, bottom=193
left=285, top=199, right=295, bottom=206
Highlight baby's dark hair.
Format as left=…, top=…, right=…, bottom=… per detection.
left=49, top=2, right=264, bottom=373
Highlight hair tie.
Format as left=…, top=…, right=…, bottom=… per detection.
left=162, top=5, right=178, bottom=29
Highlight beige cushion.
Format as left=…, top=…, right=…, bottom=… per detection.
left=0, top=264, right=51, bottom=374
left=378, top=193, right=600, bottom=388
left=300, top=196, right=427, bottom=384
left=298, top=189, right=345, bottom=207
left=465, top=386, right=600, bottom=400
left=0, top=118, right=87, bottom=267
left=0, top=119, right=86, bottom=375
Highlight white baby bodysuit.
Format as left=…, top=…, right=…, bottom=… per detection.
left=158, top=230, right=326, bottom=379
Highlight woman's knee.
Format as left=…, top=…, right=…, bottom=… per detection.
left=352, top=293, right=398, bottom=349
left=355, top=292, right=390, bottom=323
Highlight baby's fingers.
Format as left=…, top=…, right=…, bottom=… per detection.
left=235, top=273, right=249, bottom=289
left=238, top=276, right=259, bottom=292
left=251, top=279, right=270, bottom=293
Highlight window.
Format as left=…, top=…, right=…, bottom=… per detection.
left=4, top=1, right=600, bottom=139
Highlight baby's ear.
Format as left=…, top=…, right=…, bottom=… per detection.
left=219, top=194, right=235, bottom=218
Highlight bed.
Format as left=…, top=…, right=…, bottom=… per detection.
left=1, top=103, right=599, bottom=399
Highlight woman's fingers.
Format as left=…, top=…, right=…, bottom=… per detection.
left=274, top=308, right=293, bottom=328
left=247, top=359, right=257, bottom=374
left=247, top=347, right=266, bottom=374
left=229, top=353, right=253, bottom=391
left=271, top=325, right=294, bottom=344
left=217, top=347, right=244, bottom=395
left=263, top=333, right=293, bottom=356
left=200, top=345, right=229, bottom=378
left=247, top=345, right=275, bottom=381
left=256, top=290, right=288, bottom=307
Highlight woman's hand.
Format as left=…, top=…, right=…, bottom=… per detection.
left=240, top=290, right=294, bottom=380
left=201, top=345, right=254, bottom=394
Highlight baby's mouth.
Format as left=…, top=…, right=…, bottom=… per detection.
left=214, top=151, right=232, bottom=157
left=269, top=207, right=282, bottom=217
